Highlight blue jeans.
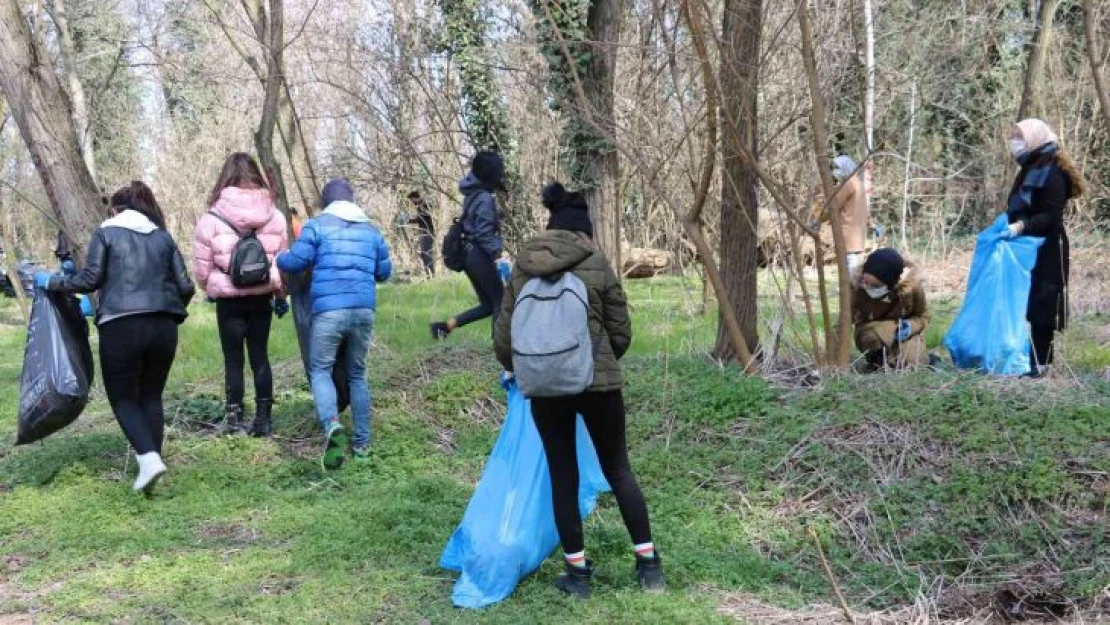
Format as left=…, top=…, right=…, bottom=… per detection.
left=310, top=308, right=375, bottom=448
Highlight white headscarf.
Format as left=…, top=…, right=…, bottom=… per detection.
left=831, top=155, right=858, bottom=180
left=1015, top=119, right=1058, bottom=152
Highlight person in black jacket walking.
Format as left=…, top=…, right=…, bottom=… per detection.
left=1003, top=118, right=1085, bottom=376
left=36, top=182, right=195, bottom=492
left=430, top=152, right=506, bottom=340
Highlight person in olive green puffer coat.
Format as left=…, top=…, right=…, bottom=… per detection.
left=493, top=182, right=663, bottom=600
left=493, top=228, right=630, bottom=393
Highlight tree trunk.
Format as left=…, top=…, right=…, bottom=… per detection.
left=0, top=0, right=105, bottom=257
left=245, top=0, right=291, bottom=219
left=46, top=0, right=96, bottom=185
left=862, top=0, right=875, bottom=210
left=1082, top=0, right=1110, bottom=130
left=799, top=0, right=853, bottom=367
left=715, top=0, right=762, bottom=362
left=1017, top=0, right=1061, bottom=121
left=583, top=0, right=623, bottom=272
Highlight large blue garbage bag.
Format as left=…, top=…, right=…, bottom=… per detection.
left=440, top=380, right=610, bottom=609
left=943, top=215, right=1044, bottom=375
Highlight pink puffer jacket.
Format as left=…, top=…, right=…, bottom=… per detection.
left=193, top=187, right=288, bottom=299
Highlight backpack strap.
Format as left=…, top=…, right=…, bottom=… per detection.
left=208, top=210, right=247, bottom=237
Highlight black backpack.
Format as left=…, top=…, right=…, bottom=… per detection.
left=442, top=196, right=477, bottom=272
left=208, top=211, right=271, bottom=288
left=441, top=218, right=469, bottom=272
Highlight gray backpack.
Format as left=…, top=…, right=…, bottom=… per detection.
left=511, top=272, right=594, bottom=397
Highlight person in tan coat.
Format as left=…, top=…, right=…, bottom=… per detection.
left=853, top=248, right=930, bottom=371
left=812, top=155, right=870, bottom=281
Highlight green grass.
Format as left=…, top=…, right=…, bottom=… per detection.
left=1, top=275, right=1108, bottom=623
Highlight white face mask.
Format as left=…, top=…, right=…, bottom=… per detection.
left=865, top=285, right=889, bottom=300
left=1008, top=138, right=1027, bottom=158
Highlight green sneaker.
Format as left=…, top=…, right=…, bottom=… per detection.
left=321, top=423, right=348, bottom=471
left=352, top=446, right=371, bottom=464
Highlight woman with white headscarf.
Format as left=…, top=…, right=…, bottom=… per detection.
left=1004, top=119, right=1085, bottom=376
left=812, top=155, right=870, bottom=281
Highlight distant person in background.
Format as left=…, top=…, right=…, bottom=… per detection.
left=36, top=182, right=194, bottom=492
left=1003, top=119, right=1083, bottom=377
left=812, top=155, right=870, bottom=282
left=278, top=178, right=393, bottom=469
left=852, top=248, right=930, bottom=371
left=407, top=190, right=436, bottom=277
left=430, top=152, right=505, bottom=340
left=194, top=153, right=289, bottom=438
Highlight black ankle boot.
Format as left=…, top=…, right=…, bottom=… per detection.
left=636, top=553, right=666, bottom=593
left=554, top=560, right=593, bottom=599
left=223, top=404, right=245, bottom=434
left=250, top=399, right=273, bottom=438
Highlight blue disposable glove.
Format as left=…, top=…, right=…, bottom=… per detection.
left=896, top=319, right=912, bottom=342
left=871, top=222, right=885, bottom=239
left=34, top=271, right=55, bottom=290
left=273, top=297, right=289, bottom=319
left=499, top=370, right=515, bottom=391
left=496, top=256, right=512, bottom=283
left=60, top=259, right=77, bottom=276
left=78, top=294, right=94, bottom=317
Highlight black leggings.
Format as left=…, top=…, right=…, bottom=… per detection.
left=216, top=295, right=273, bottom=405
left=1031, top=324, right=1055, bottom=367
left=454, top=247, right=503, bottom=332
left=99, top=314, right=179, bottom=455
left=531, top=390, right=653, bottom=554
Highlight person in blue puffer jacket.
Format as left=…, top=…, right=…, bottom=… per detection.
left=277, top=178, right=392, bottom=469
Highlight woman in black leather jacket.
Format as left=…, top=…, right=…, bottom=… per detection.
left=39, top=182, right=194, bottom=493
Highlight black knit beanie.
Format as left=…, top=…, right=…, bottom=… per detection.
left=862, top=248, right=905, bottom=289
left=471, top=151, right=505, bottom=190
left=542, top=182, right=594, bottom=237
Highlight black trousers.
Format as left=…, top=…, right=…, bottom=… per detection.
left=1031, top=324, right=1055, bottom=367
left=99, top=314, right=179, bottom=455
left=455, top=247, right=503, bottom=333
left=417, top=232, right=435, bottom=276
left=216, top=295, right=273, bottom=406
left=531, top=390, right=653, bottom=554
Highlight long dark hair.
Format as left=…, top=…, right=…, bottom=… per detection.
left=207, top=152, right=270, bottom=207
left=110, top=181, right=167, bottom=229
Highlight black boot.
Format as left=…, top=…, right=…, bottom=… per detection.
left=250, top=399, right=273, bottom=438
left=223, top=404, right=245, bottom=435
left=554, top=560, right=593, bottom=599
left=636, top=553, right=666, bottom=593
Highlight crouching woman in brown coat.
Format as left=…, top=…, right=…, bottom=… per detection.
left=853, top=248, right=930, bottom=371
left=494, top=182, right=663, bottom=599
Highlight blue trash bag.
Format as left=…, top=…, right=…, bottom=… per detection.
left=943, top=215, right=1044, bottom=375
left=440, top=379, right=610, bottom=609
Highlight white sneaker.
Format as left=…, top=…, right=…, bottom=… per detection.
left=133, top=452, right=167, bottom=493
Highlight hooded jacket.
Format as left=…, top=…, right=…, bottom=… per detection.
left=48, top=210, right=194, bottom=325
left=458, top=173, right=503, bottom=260
left=193, top=187, right=288, bottom=299
left=852, top=261, right=929, bottom=346
left=277, top=200, right=393, bottom=315
left=495, top=230, right=631, bottom=392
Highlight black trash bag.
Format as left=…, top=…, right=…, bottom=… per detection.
left=282, top=269, right=350, bottom=413
left=17, top=290, right=94, bottom=445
